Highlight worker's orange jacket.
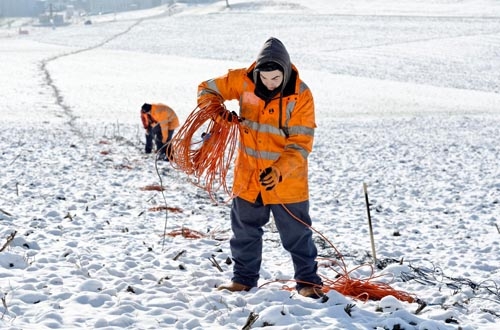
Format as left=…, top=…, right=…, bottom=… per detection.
left=145, top=103, right=180, bottom=143
left=198, top=62, right=316, bottom=205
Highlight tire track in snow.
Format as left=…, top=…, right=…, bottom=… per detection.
left=39, top=4, right=179, bottom=141
left=39, top=18, right=143, bottom=139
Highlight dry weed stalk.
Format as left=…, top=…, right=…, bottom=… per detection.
left=0, top=231, right=17, bottom=252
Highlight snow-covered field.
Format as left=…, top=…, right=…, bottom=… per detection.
left=1, top=0, right=499, bottom=329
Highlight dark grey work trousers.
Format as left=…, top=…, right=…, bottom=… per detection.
left=230, top=195, right=322, bottom=291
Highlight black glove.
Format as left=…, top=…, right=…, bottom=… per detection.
left=259, top=167, right=282, bottom=191
left=219, top=110, right=242, bottom=122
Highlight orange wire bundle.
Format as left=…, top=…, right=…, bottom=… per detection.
left=316, top=238, right=417, bottom=303
left=166, top=227, right=206, bottom=239
left=168, top=97, right=241, bottom=199
left=317, top=230, right=417, bottom=303
left=321, top=263, right=416, bottom=303
left=269, top=205, right=418, bottom=303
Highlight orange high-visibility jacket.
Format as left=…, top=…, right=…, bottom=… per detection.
left=148, top=103, right=180, bottom=143
left=198, top=58, right=316, bottom=205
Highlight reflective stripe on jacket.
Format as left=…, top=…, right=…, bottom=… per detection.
left=150, top=104, right=180, bottom=143
left=198, top=63, right=316, bottom=205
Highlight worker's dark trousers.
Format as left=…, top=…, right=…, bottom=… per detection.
left=145, top=128, right=153, bottom=153
left=229, top=195, right=322, bottom=291
left=145, top=125, right=163, bottom=154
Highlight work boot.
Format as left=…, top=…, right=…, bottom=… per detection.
left=298, top=286, right=326, bottom=299
left=217, top=282, right=251, bottom=292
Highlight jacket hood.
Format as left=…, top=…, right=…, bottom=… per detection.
left=253, top=37, right=292, bottom=92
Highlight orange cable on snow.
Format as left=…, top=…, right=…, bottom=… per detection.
left=270, top=202, right=418, bottom=303
left=168, top=96, right=241, bottom=200
left=166, top=227, right=206, bottom=239
left=164, top=226, right=229, bottom=241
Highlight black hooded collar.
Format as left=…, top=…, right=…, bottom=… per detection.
left=249, top=68, right=297, bottom=102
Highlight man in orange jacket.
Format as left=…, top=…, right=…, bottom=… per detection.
left=140, top=103, right=180, bottom=160
left=197, top=37, right=324, bottom=299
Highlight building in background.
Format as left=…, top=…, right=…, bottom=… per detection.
left=0, top=0, right=171, bottom=18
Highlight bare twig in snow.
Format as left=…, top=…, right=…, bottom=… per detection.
left=0, top=231, right=17, bottom=252
left=173, top=250, right=186, bottom=261
left=209, top=255, right=223, bottom=272
left=1, top=293, right=8, bottom=319
left=242, top=311, right=259, bottom=330
left=0, top=208, right=12, bottom=216
left=9, top=154, right=21, bottom=166
left=415, top=299, right=427, bottom=315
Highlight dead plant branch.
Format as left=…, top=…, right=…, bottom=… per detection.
left=0, top=208, right=12, bottom=216
left=241, top=311, right=259, bottom=330
left=0, top=231, right=17, bottom=252
left=208, top=255, right=223, bottom=272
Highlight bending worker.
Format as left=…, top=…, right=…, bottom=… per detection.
left=140, top=103, right=180, bottom=160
